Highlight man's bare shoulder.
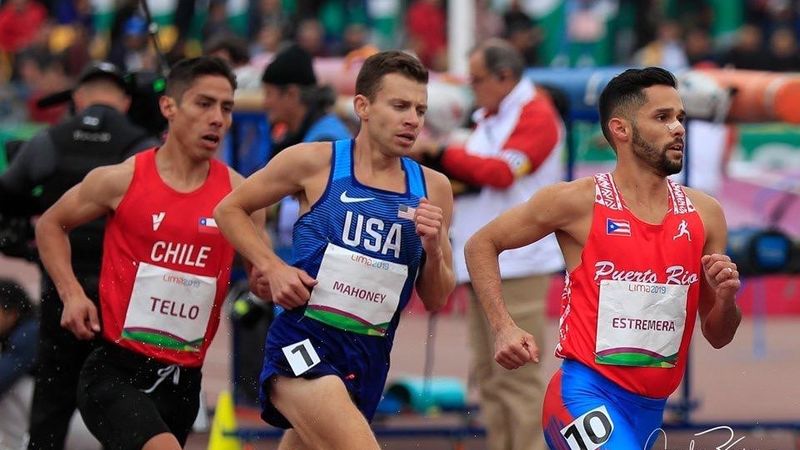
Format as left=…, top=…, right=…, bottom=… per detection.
left=538, top=176, right=595, bottom=205
left=683, top=186, right=723, bottom=213
left=80, top=158, right=135, bottom=205
left=419, top=165, right=452, bottom=192
left=682, top=186, right=725, bottom=228
left=85, top=158, right=135, bottom=190
left=273, top=142, right=334, bottom=171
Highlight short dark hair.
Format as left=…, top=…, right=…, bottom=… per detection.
left=471, top=38, right=524, bottom=81
left=0, top=279, right=33, bottom=319
left=355, top=50, right=428, bottom=101
left=598, top=67, right=677, bottom=147
left=165, top=56, right=237, bottom=101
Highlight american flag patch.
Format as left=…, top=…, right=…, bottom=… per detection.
left=606, top=218, right=631, bottom=236
left=198, top=217, right=218, bottom=233
left=397, top=204, right=416, bottom=220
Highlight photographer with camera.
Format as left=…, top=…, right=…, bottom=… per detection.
left=0, top=61, right=160, bottom=450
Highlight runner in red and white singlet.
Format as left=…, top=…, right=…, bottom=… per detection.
left=99, top=147, right=234, bottom=367
left=555, top=172, right=705, bottom=398
left=36, top=57, right=265, bottom=450
left=465, top=67, right=742, bottom=450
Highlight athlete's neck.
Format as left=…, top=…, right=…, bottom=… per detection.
left=351, top=134, right=406, bottom=192
left=611, top=165, right=670, bottom=221
left=154, top=143, right=210, bottom=193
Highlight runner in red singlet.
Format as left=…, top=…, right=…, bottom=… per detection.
left=464, top=67, right=742, bottom=449
left=34, top=56, right=266, bottom=450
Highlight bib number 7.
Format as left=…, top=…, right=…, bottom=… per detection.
left=560, top=405, right=614, bottom=450
left=282, top=339, right=321, bottom=376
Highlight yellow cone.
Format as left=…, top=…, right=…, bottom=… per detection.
left=207, top=390, right=241, bottom=450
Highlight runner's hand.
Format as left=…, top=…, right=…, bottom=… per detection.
left=61, top=294, right=100, bottom=340
left=414, top=198, right=444, bottom=257
left=494, top=324, right=539, bottom=369
left=248, top=266, right=272, bottom=302
left=702, top=253, right=741, bottom=303
left=260, top=263, right=317, bottom=309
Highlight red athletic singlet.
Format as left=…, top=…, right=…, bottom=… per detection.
left=99, top=148, right=234, bottom=367
left=555, top=173, right=705, bottom=398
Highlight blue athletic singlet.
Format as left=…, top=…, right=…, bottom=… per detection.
left=259, top=139, right=428, bottom=428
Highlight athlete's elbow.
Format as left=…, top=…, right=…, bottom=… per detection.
left=464, top=232, right=495, bottom=266
left=418, top=277, right=455, bottom=312
left=422, top=294, right=449, bottom=313
left=212, top=199, right=236, bottom=227
left=707, top=335, right=733, bottom=349
left=703, top=326, right=738, bottom=349
left=35, top=210, right=62, bottom=239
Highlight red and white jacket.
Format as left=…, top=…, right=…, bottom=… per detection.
left=444, top=79, right=565, bottom=282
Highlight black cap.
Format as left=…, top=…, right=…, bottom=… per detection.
left=261, top=44, right=317, bottom=87
left=77, top=61, right=128, bottom=91
left=37, top=61, right=129, bottom=108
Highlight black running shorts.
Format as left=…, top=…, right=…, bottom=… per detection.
left=77, top=341, right=202, bottom=450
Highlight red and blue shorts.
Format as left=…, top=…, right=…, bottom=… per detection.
left=543, top=359, right=667, bottom=450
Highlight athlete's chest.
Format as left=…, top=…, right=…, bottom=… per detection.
left=586, top=209, right=703, bottom=286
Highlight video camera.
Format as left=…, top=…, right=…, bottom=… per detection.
left=35, top=66, right=167, bottom=138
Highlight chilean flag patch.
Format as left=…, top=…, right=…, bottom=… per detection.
left=199, top=217, right=218, bottom=233
left=606, top=218, right=631, bottom=236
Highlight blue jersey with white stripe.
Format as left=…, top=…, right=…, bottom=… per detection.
left=291, top=139, right=426, bottom=338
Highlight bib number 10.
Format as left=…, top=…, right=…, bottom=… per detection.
left=560, top=405, right=614, bottom=450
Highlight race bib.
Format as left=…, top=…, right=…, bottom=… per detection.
left=122, top=262, right=217, bottom=351
left=305, top=243, right=408, bottom=336
left=596, top=280, right=688, bottom=368
left=560, top=405, right=614, bottom=450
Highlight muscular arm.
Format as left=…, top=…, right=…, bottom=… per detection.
left=414, top=169, right=455, bottom=311
left=226, top=167, right=270, bottom=294
left=215, top=144, right=322, bottom=270
left=215, top=143, right=327, bottom=307
left=464, top=179, right=590, bottom=368
left=694, top=192, right=742, bottom=348
left=35, top=162, right=131, bottom=337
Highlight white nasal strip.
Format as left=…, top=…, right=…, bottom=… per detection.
left=282, top=339, right=320, bottom=376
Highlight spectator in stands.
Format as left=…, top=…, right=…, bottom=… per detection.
left=16, top=49, right=71, bottom=124
left=405, top=0, right=447, bottom=70
left=720, top=23, right=772, bottom=70
left=767, top=27, right=800, bottom=72
left=247, top=0, right=290, bottom=42
left=632, top=21, right=689, bottom=72
left=685, top=27, right=718, bottom=68
left=296, top=18, right=328, bottom=57
left=0, top=0, right=47, bottom=53
left=108, top=15, right=154, bottom=72
left=413, top=39, right=564, bottom=450
left=251, top=22, right=285, bottom=58
left=260, top=43, right=352, bottom=261
left=205, top=34, right=262, bottom=89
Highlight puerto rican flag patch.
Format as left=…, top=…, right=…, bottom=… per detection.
left=606, top=218, right=631, bottom=236
left=198, top=217, right=218, bottom=233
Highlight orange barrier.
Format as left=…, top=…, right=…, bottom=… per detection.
left=698, top=69, right=800, bottom=124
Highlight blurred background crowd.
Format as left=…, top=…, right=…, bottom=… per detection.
left=5, top=0, right=800, bottom=127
